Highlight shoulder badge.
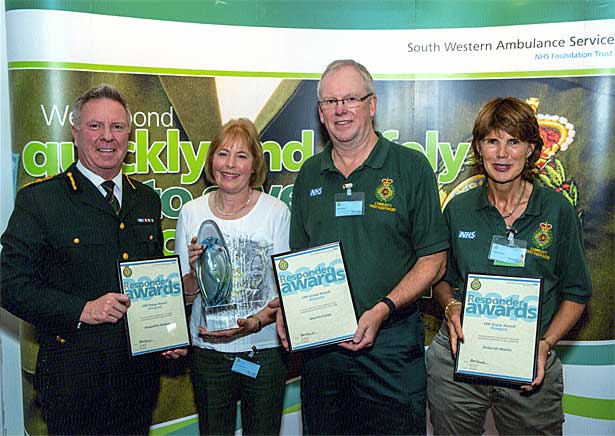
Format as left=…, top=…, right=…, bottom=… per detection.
left=21, top=173, right=62, bottom=189
left=65, top=172, right=78, bottom=191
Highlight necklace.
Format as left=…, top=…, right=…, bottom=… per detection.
left=497, top=181, right=527, bottom=219
left=215, top=189, right=253, bottom=217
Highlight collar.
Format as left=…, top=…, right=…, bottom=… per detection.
left=320, top=132, right=390, bottom=174
left=76, top=161, right=124, bottom=201
left=475, top=178, right=543, bottom=217
left=523, top=180, right=543, bottom=217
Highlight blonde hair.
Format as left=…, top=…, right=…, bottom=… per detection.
left=204, top=118, right=267, bottom=188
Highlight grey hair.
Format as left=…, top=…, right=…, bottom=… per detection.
left=317, top=59, right=376, bottom=99
left=72, top=84, right=132, bottom=128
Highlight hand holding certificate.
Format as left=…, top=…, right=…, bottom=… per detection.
left=118, top=256, right=191, bottom=356
left=454, top=273, right=543, bottom=387
left=272, top=242, right=358, bottom=352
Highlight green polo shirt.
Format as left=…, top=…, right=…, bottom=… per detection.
left=443, top=180, right=592, bottom=334
left=290, top=133, right=449, bottom=316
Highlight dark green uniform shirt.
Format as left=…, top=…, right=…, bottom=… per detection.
left=443, top=180, right=592, bottom=334
left=290, top=133, right=449, bottom=316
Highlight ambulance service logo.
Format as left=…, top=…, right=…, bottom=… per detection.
left=375, top=178, right=395, bottom=203
left=532, top=222, right=553, bottom=249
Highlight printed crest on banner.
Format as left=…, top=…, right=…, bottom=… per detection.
left=527, top=97, right=575, bottom=167
left=123, top=266, right=133, bottom=278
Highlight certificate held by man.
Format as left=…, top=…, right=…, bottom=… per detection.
left=272, top=242, right=358, bottom=352
left=455, top=273, right=543, bottom=387
left=118, top=256, right=191, bottom=356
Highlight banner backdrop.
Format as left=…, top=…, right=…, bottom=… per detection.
left=4, top=1, right=614, bottom=434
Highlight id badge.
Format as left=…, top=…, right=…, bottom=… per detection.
left=335, top=192, right=365, bottom=217
left=488, top=235, right=527, bottom=267
left=231, top=357, right=260, bottom=379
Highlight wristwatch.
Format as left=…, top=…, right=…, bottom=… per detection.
left=379, top=297, right=397, bottom=317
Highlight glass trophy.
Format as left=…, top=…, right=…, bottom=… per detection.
left=195, top=220, right=241, bottom=331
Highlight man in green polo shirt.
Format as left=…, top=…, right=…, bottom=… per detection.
left=287, top=59, right=449, bottom=435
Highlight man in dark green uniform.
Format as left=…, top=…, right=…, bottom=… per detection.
left=1, top=85, right=163, bottom=435
left=286, top=60, right=449, bottom=435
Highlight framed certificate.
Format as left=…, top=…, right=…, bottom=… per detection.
left=117, top=256, right=191, bottom=356
left=272, top=242, right=358, bottom=352
left=454, top=273, right=543, bottom=387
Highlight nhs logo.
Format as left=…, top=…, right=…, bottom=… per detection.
left=458, top=230, right=476, bottom=239
left=310, top=187, right=323, bottom=197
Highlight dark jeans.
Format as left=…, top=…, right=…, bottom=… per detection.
left=301, top=313, right=427, bottom=435
left=191, top=346, right=288, bottom=435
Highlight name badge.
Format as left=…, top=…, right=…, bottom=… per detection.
left=335, top=192, right=365, bottom=217
left=489, top=235, right=527, bottom=267
left=231, top=357, right=260, bottom=378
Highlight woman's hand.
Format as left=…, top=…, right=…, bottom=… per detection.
left=520, top=301, right=585, bottom=391
left=433, top=282, right=465, bottom=357
left=446, top=302, right=464, bottom=357
left=521, top=339, right=549, bottom=391
left=197, top=316, right=261, bottom=339
left=188, top=236, right=203, bottom=278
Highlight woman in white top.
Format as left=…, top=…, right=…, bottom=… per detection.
left=175, top=118, right=290, bottom=435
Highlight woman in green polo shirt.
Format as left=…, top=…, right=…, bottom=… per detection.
left=426, top=97, right=592, bottom=435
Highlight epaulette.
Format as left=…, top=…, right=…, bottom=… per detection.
left=124, top=174, right=137, bottom=191
left=20, top=173, right=61, bottom=189
left=65, top=171, right=78, bottom=191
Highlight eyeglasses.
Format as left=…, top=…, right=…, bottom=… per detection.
left=78, top=121, right=129, bottom=133
left=318, top=93, right=373, bottom=111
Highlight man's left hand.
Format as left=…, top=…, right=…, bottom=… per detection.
left=268, top=298, right=289, bottom=350
left=338, top=303, right=388, bottom=351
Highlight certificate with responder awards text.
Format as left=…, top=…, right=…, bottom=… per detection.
left=118, top=256, right=191, bottom=356
left=455, top=273, right=543, bottom=387
left=272, top=242, right=358, bottom=352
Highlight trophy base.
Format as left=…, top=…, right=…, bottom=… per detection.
left=203, top=303, right=246, bottom=332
